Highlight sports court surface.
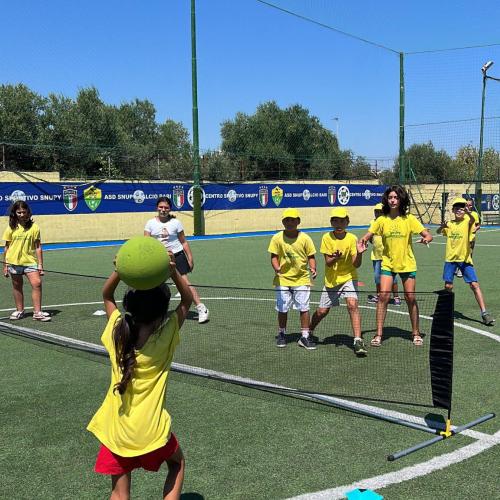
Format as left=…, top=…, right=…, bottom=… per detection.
left=1, top=226, right=499, bottom=499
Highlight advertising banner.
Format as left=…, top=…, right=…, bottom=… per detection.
left=0, top=182, right=385, bottom=215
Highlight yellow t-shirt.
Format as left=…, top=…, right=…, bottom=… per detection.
left=320, top=231, right=358, bottom=287
left=2, top=223, right=41, bottom=266
left=369, top=219, right=384, bottom=261
left=87, top=309, right=180, bottom=457
left=368, top=214, right=424, bottom=273
left=268, top=231, right=316, bottom=287
left=442, top=216, right=473, bottom=264
left=469, top=211, right=479, bottom=242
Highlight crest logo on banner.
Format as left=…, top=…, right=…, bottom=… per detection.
left=187, top=186, right=206, bottom=208
left=173, top=186, right=185, bottom=209
left=328, top=186, right=337, bottom=205
left=9, top=190, right=27, bottom=202
left=259, top=186, right=269, bottom=207
left=337, top=185, right=351, bottom=206
left=63, top=186, right=78, bottom=212
left=133, top=190, right=145, bottom=204
left=492, top=194, right=500, bottom=211
left=302, top=189, right=311, bottom=201
left=84, top=185, right=102, bottom=211
left=272, top=186, right=283, bottom=206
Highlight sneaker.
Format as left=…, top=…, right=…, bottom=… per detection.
left=196, top=304, right=209, bottom=324
left=354, top=339, right=367, bottom=356
left=481, top=312, right=495, bottom=326
left=367, top=295, right=379, bottom=304
left=392, top=297, right=402, bottom=306
left=276, top=332, right=286, bottom=348
left=455, top=269, right=463, bottom=278
left=9, top=310, right=25, bottom=320
left=33, top=311, right=51, bottom=322
left=298, top=336, right=317, bottom=350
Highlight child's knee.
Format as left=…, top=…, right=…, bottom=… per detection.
left=346, top=299, right=358, bottom=312
left=315, top=308, right=329, bottom=319
left=445, top=283, right=453, bottom=291
left=469, top=281, right=479, bottom=291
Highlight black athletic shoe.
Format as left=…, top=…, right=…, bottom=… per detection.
left=276, top=332, right=287, bottom=348
left=298, top=336, right=317, bottom=350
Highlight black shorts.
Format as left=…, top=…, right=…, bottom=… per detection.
left=174, top=251, right=191, bottom=275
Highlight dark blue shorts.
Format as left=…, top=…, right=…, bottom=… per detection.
left=443, top=262, right=477, bottom=284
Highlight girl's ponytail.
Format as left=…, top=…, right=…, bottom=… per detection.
left=113, top=313, right=139, bottom=395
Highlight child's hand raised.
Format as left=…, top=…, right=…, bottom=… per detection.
left=356, top=240, right=368, bottom=253
left=331, top=250, right=343, bottom=261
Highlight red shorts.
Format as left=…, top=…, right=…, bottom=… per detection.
left=94, top=433, right=179, bottom=475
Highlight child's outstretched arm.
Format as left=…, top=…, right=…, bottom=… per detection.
left=418, top=229, right=433, bottom=245
left=171, top=267, right=193, bottom=328
left=102, top=271, right=120, bottom=318
left=437, top=221, right=448, bottom=234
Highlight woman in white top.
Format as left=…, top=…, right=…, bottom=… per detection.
left=144, top=197, right=209, bottom=323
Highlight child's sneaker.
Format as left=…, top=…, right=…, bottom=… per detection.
left=297, top=336, right=317, bottom=350
left=276, top=332, right=286, bottom=348
left=392, top=297, right=402, bottom=306
left=367, top=295, right=378, bottom=304
left=196, top=304, right=209, bottom=324
left=353, top=338, right=367, bottom=356
left=9, top=310, right=25, bottom=320
left=481, top=312, right=495, bottom=326
left=33, top=311, right=51, bottom=322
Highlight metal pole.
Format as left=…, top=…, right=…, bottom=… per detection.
left=2, top=144, right=5, bottom=169
left=476, top=74, right=487, bottom=216
left=191, top=0, right=203, bottom=235
left=399, top=52, right=405, bottom=184
left=333, top=117, right=339, bottom=147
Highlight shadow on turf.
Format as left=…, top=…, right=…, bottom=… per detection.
left=181, top=494, right=204, bottom=499
left=453, top=310, right=483, bottom=325
left=309, top=327, right=425, bottom=349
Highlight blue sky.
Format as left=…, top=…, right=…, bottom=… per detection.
left=3, top=0, right=500, bottom=161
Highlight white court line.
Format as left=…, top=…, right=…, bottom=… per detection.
left=288, top=431, right=500, bottom=500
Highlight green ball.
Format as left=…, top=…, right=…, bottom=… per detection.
left=116, top=236, right=170, bottom=290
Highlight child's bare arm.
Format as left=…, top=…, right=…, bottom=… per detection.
left=3, top=242, right=9, bottom=277
left=437, top=221, right=448, bottom=234
left=352, top=240, right=367, bottom=268
left=271, top=254, right=281, bottom=275
left=308, top=255, right=317, bottom=280
left=418, top=229, right=433, bottom=245
left=325, top=250, right=342, bottom=267
left=34, top=240, right=44, bottom=275
left=102, top=271, right=120, bottom=318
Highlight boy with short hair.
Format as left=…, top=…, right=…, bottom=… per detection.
left=309, top=207, right=368, bottom=356
left=437, top=197, right=495, bottom=326
left=268, top=208, right=317, bottom=349
left=368, top=203, right=402, bottom=306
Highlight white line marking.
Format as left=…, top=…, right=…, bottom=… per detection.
left=288, top=432, right=500, bottom=500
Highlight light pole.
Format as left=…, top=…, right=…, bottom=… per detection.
left=476, top=60, right=500, bottom=215
left=332, top=117, right=340, bottom=147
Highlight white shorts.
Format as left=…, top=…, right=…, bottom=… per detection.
left=319, top=281, right=358, bottom=309
left=275, top=286, right=310, bottom=313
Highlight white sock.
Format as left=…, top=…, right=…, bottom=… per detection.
left=301, top=329, right=309, bottom=339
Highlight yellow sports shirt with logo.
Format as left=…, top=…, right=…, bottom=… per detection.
left=320, top=231, right=358, bottom=287
left=368, top=214, right=424, bottom=273
left=268, top=231, right=316, bottom=286
left=2, top=224, right=40, bottom=266
left=87, top=309, right=179, bottom=457
left=441, top=216, right=473, bottom=264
